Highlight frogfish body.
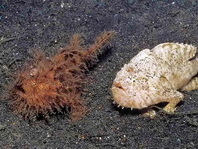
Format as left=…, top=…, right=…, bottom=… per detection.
left=112, top=43, right=198, bottom=114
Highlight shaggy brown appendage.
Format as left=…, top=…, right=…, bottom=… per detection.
left=8, top=31, right=114, bottom=121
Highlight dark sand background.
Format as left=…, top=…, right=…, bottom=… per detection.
left=0, top=0, right=198, bottom=148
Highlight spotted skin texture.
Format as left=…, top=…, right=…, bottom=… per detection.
left=111, top=43, right=198, bottom=116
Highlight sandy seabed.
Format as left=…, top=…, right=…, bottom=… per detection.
left=0, top=0, right=198, bottom=148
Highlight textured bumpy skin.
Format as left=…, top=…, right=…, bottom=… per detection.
left=112, top=43, right=198, bottom=114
